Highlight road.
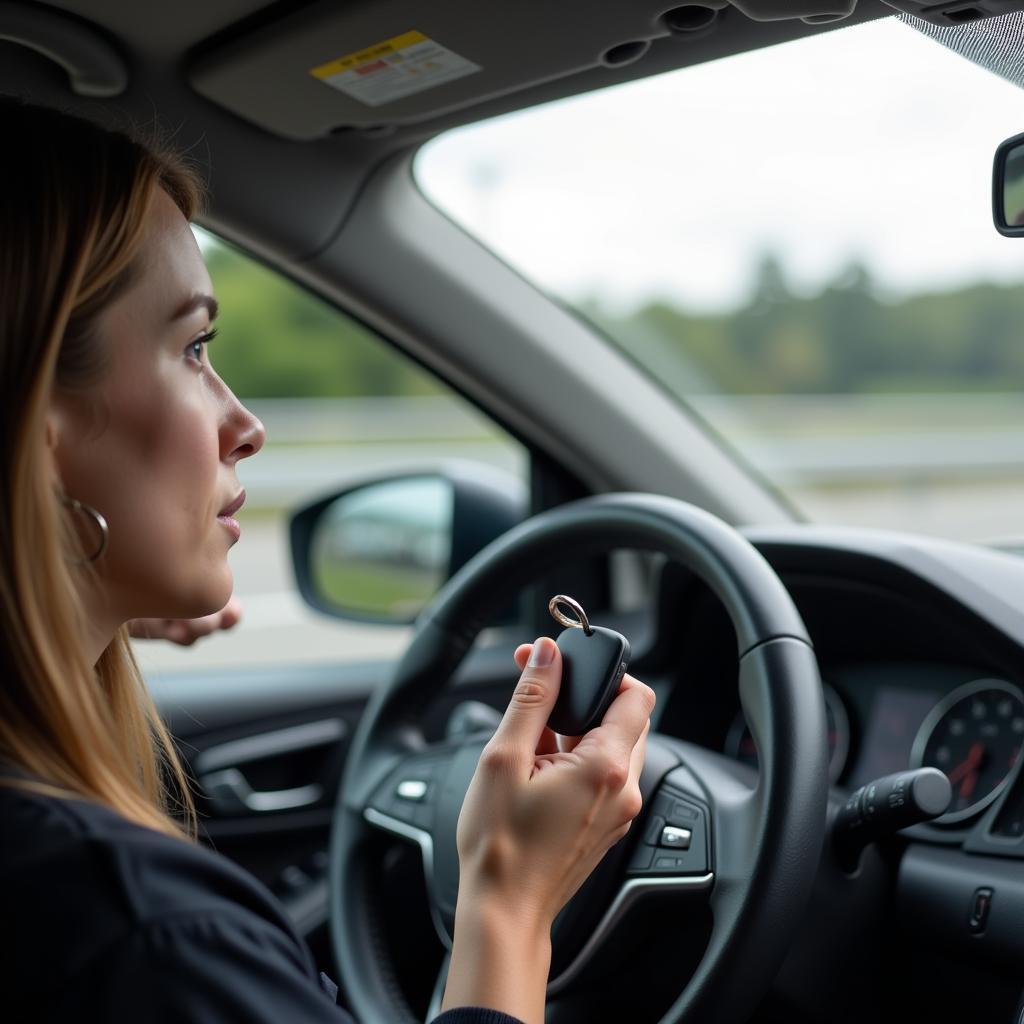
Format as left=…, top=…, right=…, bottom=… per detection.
left=134, top=394, right=1024, bottom=679
left=134, top=478, right=1024, bottom=680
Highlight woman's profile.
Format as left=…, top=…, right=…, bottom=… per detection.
left=0, top=96, right=653, bottom=1024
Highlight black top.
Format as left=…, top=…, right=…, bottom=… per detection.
left=0, top=784, right=524, bottom=1024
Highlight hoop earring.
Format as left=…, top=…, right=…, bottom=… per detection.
left=61, top=496, right=109, bottom=564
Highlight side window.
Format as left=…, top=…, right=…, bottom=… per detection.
left=133, top=232, right=527, bottom=676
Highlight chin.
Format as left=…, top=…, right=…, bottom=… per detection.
left=114, top=545, right=234, bottom=620
left=191, top=581, right=234, bottom=618
left=159, top=571, right=233, bottom=620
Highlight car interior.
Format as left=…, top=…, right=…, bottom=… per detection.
left=6, top=1, right=1024, bottom=1022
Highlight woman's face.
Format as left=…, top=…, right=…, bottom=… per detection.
left=50, top=189, right=265, bottom=625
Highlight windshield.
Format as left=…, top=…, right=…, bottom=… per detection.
left=417, top=15, right=1024, bottom=543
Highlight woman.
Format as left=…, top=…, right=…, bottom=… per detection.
left=0, top=96, right=654, bottom=1024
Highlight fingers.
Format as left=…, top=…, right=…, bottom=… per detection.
left=516, top=643, right=578, bottom=753
left=165, top=621, right=199, bottom=646
left=535, top=726, right=560, bottom=757
left=218, top=596, right=243, bottom=630
left=603, top=674, right=656, bottom=736
left=488, top=637, right=563, bottom=769
left=627, top=720, right=650, bottom=789
left=513, top=644, right=650, bottom=758
left=588, top=674, right=656, bottom=768
left=557, top=733, right=583, bottom=753
left=171, top=612, right=221, bottom=645
left=125, top=597, right=242, bottom=647
left=125, top=618, right=152, bottom=640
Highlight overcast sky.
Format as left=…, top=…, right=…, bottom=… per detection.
left=417, top=15, right=1024, bottom=313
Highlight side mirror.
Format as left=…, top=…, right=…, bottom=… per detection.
left=993, top=131, right=1024, bottom=236
left=289, top=468, right=526, bottom=624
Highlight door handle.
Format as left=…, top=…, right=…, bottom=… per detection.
left=194, top=717, right=347, bottom=816
left=200, top=767, right=323, bottom=815
left=195, top=718, right=347, bottom=772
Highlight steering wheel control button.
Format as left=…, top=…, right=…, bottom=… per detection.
left=968, top=887, right=993, bottom=934
left=629, top=786, right=709, bottom=875
left=659, top=826, right=692, bottom=849
left=367, top=755, right=450, bottom=829
left=670, top=801, right=699, bottom=825
left=547, top=594, right=631, bottom=736
left=654, top=854, right=688, bottom=870
left=396, top=779, right=429, bottom=801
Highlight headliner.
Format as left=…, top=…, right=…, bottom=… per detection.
left=0, top=0, right=945, bottom=260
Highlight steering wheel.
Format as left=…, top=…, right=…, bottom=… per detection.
left=328, top=493, right=828, bottom=1024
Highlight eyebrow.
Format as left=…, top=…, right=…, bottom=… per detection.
left=170, top=294, right=219, bottom=323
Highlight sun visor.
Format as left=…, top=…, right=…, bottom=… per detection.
left=189, top=0, right=861, bottom=141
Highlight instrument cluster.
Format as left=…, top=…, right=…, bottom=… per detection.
left=725, top=674, right=1024, bottom=826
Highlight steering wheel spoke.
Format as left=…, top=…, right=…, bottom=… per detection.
left=364, top=749, right=452, bottom=835
left=625, top=779, right=714, bottom=880
left=546, top=766, right=715, bottom=998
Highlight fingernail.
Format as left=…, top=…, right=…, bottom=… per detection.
left=527, top=636, right=555, bottom=668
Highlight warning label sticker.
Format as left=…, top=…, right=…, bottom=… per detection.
left=310, top=30, right=481, bottom=108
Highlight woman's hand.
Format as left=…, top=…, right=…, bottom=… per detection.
left=126, top=595, right=242, bottom=646
left=443, top=635, right=654, bottom=1023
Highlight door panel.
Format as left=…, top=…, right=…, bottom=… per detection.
left=152, top=634, right=523, bottom=940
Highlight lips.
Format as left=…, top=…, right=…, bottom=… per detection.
left=218, top=489, right=245, bottom=518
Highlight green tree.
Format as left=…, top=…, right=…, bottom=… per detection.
left=583, top=253, right=1024, bottom=396
left=204, top=241, right=442, bottom=399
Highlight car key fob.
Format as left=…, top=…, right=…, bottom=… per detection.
left=546, top=595, right=630, bottom=736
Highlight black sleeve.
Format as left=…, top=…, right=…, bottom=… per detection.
left=431, top=1011, right=526, bottom=1024
left=50, top=910, right=526, bottom=1024
left=52, top=910, right=355, bottom=1023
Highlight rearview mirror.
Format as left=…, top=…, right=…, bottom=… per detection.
left=290, top=468, right=526, bottom=624
left=993, top=131, right=1024, bottom=235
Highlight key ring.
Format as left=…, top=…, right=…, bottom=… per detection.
left=548, top=594, right=594, bottom=636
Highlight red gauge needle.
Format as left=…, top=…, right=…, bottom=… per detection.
left=947, top=740, right=985, bottom=800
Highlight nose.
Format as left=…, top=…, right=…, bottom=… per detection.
left=222, top=394, right=266, bottom=464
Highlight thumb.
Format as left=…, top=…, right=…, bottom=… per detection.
left=490, top=636, right=562, bottom=759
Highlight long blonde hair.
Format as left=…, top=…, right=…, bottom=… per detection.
left=0, top=97, right=202, bottom=838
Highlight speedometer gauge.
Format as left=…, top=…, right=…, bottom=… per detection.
left=726, top=683, right=849, bottom=784
left=910, top=679, right=1024, bottom=824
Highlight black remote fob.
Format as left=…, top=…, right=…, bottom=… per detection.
left=547, top=595, right=631, bottom=736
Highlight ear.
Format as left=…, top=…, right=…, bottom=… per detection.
left=45, top=411, right=59, bottom=452
left=46, top=391, right=84, bottom=452
left=44, top=399, right=76, bottom=491
left=44, top=407, right=66, bottom=494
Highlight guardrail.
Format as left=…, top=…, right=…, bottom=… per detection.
left=238, top=393, right=1024, bottom=507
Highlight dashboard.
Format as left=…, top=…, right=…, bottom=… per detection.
left=647, top=524, right=1024, bottom=1019
left=726, top=670, right=1024, bottom=827
left=655, top=525, right=1024, bottom=846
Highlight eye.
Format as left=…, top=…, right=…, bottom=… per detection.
left=186, top=328, right=218, bottom=363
